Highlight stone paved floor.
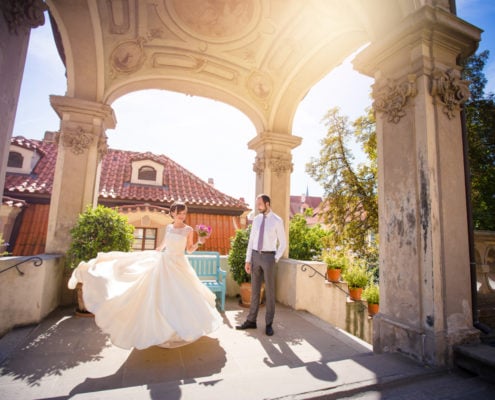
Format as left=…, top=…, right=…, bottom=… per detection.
left=0, top=298, right=494, bottom=399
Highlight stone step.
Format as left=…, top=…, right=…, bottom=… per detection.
left=454, top=343, right=495, bottom=382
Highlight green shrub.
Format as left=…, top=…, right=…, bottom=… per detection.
left=66, top=205, right=135, bottom=268
left=323, top=252, right=348, bottom=271
left=342, top=261, right=370, bottom=289
left=0, top=233, right=9, bottom=256
left=288, top=213, right=329, bottom=261
left=228, top=227, right=251, bottom=285
left=363, top=282, right=380, bottom=304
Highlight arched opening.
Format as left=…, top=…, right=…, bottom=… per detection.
left=7, top=151, right=23, bottom=168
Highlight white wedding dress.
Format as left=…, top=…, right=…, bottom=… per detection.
left=68, top=225, right=222, bottom=350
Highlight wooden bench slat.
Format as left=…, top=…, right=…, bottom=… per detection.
left=187, top=251, right=226, bottom=311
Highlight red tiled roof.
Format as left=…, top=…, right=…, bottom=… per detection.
left=6, top=137, right=56, bottom=195
left=10, top=136, right=46, bottom=156
left=289, top=195, right=322, bottom=217
left=5, top=136, right=249, bottom=211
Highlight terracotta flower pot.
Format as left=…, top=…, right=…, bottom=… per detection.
left=368, top=302, right=379, bottom=316
left=349, top=287, right=363, bottom=301
left=75, top=283, right=94, bottom=317
left=326, top=268, right=341, bottom=283
left=239, top=282, right=265, bottom=307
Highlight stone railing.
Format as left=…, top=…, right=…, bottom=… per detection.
left=473, top=231, right=495, bottom=328
left=1, top=254, right=373, bottom=343
left=222, top=256, right=374, bottom=344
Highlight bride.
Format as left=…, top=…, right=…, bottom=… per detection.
left=68, top=201, right=223, bottom=350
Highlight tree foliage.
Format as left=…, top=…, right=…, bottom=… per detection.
left=288, top=210, right=330, bottom=261
left=66, top=205, right=135, bottom=268
left=462, top=50, right=495, bottom=230
left=305, top=107, right=378, bottom=266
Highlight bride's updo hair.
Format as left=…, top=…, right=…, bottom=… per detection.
left=170, top=201, right=187, bottom=217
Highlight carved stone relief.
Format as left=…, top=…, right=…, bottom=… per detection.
left=253, top=154, right=292, bottom=177
left=152, top=52, right=238, bottom=82
left=0, top=0, right=46, bottom=35
left=168, top=0, right=259, bottom=42
left=373, top=74, right=417, bottom=124
left=253, top=156, right=265, bottom=175
left=110, top=37, right=146, bottom=75
left=98, top=134, right=109, bottom=160
left=430, top=68, right=470, bottom=120
left=269, top=156, right=292, bottom=176
left=106, top=0, right=130, bottom=34
left=247, top=70, right=272, bottom=110
left=56, top=126, right=103, bottom=156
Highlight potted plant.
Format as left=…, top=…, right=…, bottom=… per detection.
left=66, top=205, right=135, bottom=315
left=342, top=260, right=370, bottom=301
left=228, top=227, right=264, bottom=307
left=0, top=233, right=9, bottom=257
left=362, top=282, right=380, bottom=316
left=323, top=252, right=347, bottom=283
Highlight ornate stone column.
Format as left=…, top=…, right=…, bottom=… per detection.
left=45, top=96, right=116, bottom=254
left=248, top=131, right=301, bottom=256
left=0, top=0, right=46, bottom=217
left=353, top=5, right=482, bottom=366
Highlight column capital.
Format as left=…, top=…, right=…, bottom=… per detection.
left=353, top=5, right=481, bottom=79
left=248, top=131, right=302, bottom=152
left=1, top=0, right=47, bottom=35
left=50, top=95, right=116, bottom=129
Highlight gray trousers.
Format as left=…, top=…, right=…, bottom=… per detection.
left=247, top=251, right=276, bottom=325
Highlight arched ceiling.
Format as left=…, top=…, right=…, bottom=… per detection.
left=46, top=0, right=428, bottom=134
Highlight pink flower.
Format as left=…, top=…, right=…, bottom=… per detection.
left=195, top=224, right=212, bottom=238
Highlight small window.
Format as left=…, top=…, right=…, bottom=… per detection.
left=133, top=228, right=157, bottom=251
left=7, top=152, right=23, bottom=168
left=138, top=166, right=157, bottom=181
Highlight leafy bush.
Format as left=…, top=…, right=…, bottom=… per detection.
left=0, top=233, right=9, bottom=256
left=323, top=252, right=348, bottom=271
left=342, top=261, right=370, bottom=289
left=288, top=213, right=329, bottom=260
left=363, top=282, right=380, bottom=304
left=228, top=227, right=251, bottom=285
left=66, top=205, right=135, bottom=268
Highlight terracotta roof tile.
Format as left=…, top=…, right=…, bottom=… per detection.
left=5, top=136, right=248, bottom=211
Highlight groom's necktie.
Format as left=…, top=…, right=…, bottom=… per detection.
left=257, top=214, right=266, bottom=251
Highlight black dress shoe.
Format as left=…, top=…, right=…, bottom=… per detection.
left=265, top=324, right=274, bottom=336
left=236, top=320, right=257, bottom=330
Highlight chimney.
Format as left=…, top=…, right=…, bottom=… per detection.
left=43, top=131, right=58, bottom=142
left=208, top=178, right=214, bottom=186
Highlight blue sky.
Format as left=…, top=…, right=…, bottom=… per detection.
left=12, top=2, right=495, bottom=209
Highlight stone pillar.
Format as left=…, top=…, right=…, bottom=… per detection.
left=45, top=96, right=115, bottom=254
left=248, top=131, right=301, bottom=256
left=353, top=6, right=482, bottom=366
left=0, top=0, right=46, bottom=212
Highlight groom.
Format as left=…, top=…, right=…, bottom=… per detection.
left=236, top=194, right=286, bottom=336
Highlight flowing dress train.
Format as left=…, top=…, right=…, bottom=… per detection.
left=68, top=225, right=222, bottom=349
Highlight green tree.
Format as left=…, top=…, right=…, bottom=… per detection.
left=288, top=210, right=329, bottom=260
left=305, top=107, right=378, bottom=267
left=462, top=50, right=495, bottom=230
left=66, top=205, right=135, bottom=268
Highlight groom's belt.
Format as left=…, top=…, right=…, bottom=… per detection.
left=253, top=250, right=276, bottom=254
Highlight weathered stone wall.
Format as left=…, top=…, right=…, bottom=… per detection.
left=0, top=254, right=64, bottom=337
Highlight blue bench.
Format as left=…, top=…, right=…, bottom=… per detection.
left=187, top=251, right=226, bottom=312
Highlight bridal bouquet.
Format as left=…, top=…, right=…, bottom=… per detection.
left=195, top=224, right=212, bottom=243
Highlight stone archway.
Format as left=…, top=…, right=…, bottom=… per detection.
left=2, top=0, right=483, bottom=366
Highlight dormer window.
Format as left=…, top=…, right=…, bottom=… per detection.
left=6, top=145, right=40, bottom=174
left=138, top=166, right=157, bottom=181
left=8, top=152, right=23, bottom=168
left=130, top=159, right=164, bottom=186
